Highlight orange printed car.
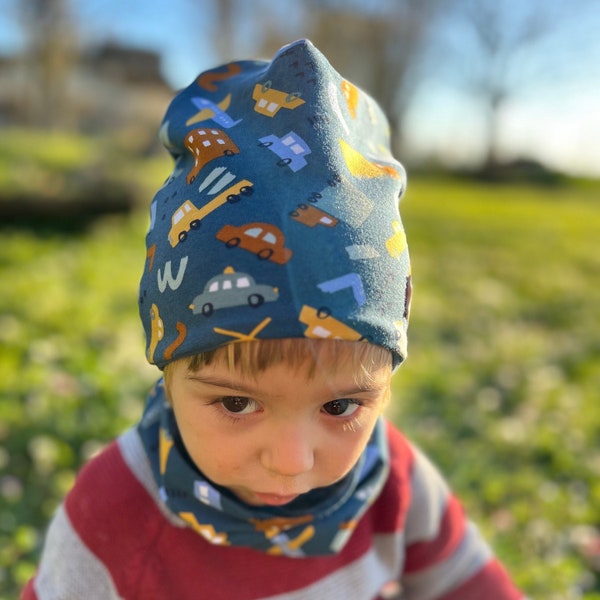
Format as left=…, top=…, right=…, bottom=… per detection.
left=216, top=222, right=292, bottom=265
left=290, top=204, right=338, bottom=228
left=185, top=128, right=239, bottom=184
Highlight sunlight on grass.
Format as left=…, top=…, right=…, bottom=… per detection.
left=390, top=177, right=600, bottom=598
left=0, top=176, right=599, bottom=598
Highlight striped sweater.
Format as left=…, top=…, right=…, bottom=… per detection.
left=23, top=422, right=524, bottom=599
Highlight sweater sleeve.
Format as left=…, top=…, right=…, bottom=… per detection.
left=21, top=434, right=156, bottom=600
left=20, top=503, right=123, bottom=600
left=399, top=444, right=525, bottom=600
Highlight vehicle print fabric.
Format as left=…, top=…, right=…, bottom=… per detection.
left=138, top=379, right=390, bottom=557
left=139, top=38, right=412, bottom=369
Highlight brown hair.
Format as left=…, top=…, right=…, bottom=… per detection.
left=163, top=339, right=392, bottom=390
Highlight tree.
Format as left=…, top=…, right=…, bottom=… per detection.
left=418, top=0, right=600, bottom=174
left=290, top=0, right=449, bottom=157
left=182, top=0, right=447, bottom=158
left=18, top=0, right=78, bottom=128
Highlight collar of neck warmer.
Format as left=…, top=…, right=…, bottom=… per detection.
left=137, top=379, right=390, bottom=557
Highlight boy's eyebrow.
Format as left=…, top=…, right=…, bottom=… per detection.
left=185, top=373, right=386, bottom=398
left=186, top=374, right=264, bottom=397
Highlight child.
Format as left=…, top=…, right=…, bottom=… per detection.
left=23, top=39, right=526, bottom=599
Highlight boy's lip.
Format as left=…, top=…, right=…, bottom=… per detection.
left=251, top=492, right=301, bottom=506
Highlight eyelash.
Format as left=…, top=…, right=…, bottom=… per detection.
left=210, top=396, right=260, bottom=424
left=211, top=396, right=366, bottom=429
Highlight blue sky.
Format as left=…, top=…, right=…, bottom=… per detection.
left=1, top=0, right=599, bottom=177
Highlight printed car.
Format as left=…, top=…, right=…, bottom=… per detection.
left=298, top=305, right=363, bottom=341
left=289, top=203, right=338, bottom=227
left=252, top=81, right=305, bottom=117
left=216, top=222, right=292, bottom=265
left=258, top=132, right=311, bottom=172
left=185, top=128, right=239, bottom=184
left=304, top=177, right=374, bottom=229
left=168, top=180, right=254, bottom=247
left=189, top=267, right=279, bottom=317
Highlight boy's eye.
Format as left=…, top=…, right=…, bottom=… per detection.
left=322, top=399, right=360, bottom=417
left=220, top=396, right=258, bottom=414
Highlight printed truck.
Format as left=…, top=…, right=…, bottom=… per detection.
left=168, top=180, right=254, bottom=247
left=252, top=81, right=305, bottom=117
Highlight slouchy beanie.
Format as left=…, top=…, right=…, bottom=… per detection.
left=139, top=39, right=411, bottom=369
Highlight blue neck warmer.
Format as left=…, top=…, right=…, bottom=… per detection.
left=138, top=381, right=390, bottom=557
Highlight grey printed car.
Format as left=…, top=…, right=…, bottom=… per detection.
left=189, top=267, right=279, bottom=317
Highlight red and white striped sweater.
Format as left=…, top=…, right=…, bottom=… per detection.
left=23, top=421, right=524, bottom=599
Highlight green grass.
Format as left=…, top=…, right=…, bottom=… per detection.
left=391, top=177, right=600, bottom=598
left=0, top=128, right=166, bottom=203
left=0, top=175, right=599, bottom=598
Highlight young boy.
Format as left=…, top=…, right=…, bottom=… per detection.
left=24, top=39, right=526, bottom=599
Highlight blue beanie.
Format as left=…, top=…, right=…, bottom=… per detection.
left=139, top=39, right=411, bottom=369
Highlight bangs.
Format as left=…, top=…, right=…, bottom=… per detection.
left=180, top=339, right=392, bottom=380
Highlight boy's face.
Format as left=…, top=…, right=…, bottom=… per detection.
left=167, top=344, right=391, bottom=507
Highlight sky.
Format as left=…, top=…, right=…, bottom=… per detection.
left=1, top=0, right=599, bottom=178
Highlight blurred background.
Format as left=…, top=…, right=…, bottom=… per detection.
left=0, top=0, right=599, bottom=598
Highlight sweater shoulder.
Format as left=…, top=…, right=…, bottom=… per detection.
left=65, top=431, right=153, bottom=520
left=368, top=421, right=415, bottom=533
left=63, top=430, right=175, bottom=591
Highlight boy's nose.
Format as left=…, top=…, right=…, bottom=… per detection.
left=261, top=426, right=315, bottom=478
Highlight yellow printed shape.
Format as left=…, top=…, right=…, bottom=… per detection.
left=299, top=305, right=363, bottom=341
left=179, top=512, right=230, bottom=546
left=339, top=139, right=400, bottom=179
left=213, top=316, right=272, bottom=343
left=339, top=519, right=358, bottom=531
left=266, top=525, right=316, bottom=556
left=147, top=303, right=164, bottom=363
left=385, top=221, right=408, bottom=258
left=252, top=82, right=305, bottom=117
left=186, top=93, right=233, bottom=126
left=341, top=80, right=359, bottom=118
left=250, top=515, right=314, bottom=537
left=159, top=428, right=174, bottom=475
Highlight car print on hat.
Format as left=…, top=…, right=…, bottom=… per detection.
left=258, top=131, right=311, bottom=172
left=290, top=203, right=338, bottom=228
left=190, top=267, right=279, bottom=317
left=299, top=305, right=363, bottom=341
left=216, top=222, right=293, bottom=265
left=185, top=128, right=240, bottom=185
left=168, top=180, right=254, bottom=247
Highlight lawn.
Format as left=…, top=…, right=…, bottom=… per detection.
left=0, top=174, right=598, bottom=598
